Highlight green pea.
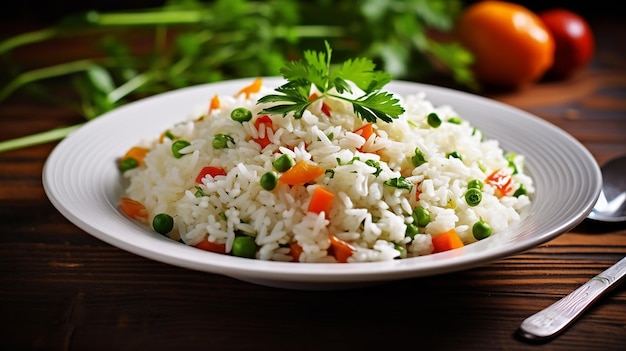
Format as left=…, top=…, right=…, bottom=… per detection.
left=232, top=235, right=257, bottom=258
left=260, top=171, right=278, bottom=190
left=468, top=179, right=483, bottom=190
left=405, top=223, right=419, bottom=239
left=273, top=154, right=295, bottom=172
left=464, top=188, right=482, bottom=207
left=119, top=157, right=138, bottom=172
left=412, top=207, right=430, bottom=227
left=171, top=140, right=191, bottom=158
left=427, top=112, right=441, bottom=128
left=213, top=134, right=234, bottom=149
left=472, top=220, right=492, bottom=240
left=513, top=183, right=527, bottom=197
left=230, top=107, right=252, bottom=123
left=152, top=213, right=174, bottom=235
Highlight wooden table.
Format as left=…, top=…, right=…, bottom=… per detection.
left=1, top=12, right=625, bottom=351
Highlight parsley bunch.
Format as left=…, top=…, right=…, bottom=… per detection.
left=258, top=42, right=405, bottom=123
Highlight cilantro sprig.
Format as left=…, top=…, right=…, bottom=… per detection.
left=258, top=42, right=405, bottom=123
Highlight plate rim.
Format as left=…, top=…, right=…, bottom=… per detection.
left=42, top=77, right=602, bottom=288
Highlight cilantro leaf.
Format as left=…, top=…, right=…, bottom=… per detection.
left=257, top=83, right=312, bottom=118
left=351, top=91, right=404, bottom=123
left=259, top=41, right=404, bottom=123
left=335, top=57, right=377, bottom=92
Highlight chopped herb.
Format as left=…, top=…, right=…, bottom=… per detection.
left=411, top=147, right=427, bottom=167
left=365, top=159, right=382, bottom=176
left=447, top=151, right=462, bottom=160
left=505, top=153, right=519, bottom=174
left=513, top=183, right=527, bottom=197
left=448, top=117, right=462, bottom=124
left=384, top=177, right=413, bottom=191
left=194, top=186, right=205, bottom=197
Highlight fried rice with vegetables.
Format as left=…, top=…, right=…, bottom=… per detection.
left=118, top=46, right=533, bottom=263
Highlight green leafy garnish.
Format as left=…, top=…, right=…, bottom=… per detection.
left=258, top=42, right=405, bottom=123
left=384, top=176, right=413, bottom=191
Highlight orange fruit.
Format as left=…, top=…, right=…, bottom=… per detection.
left=456, top=1, right=555, bottom=89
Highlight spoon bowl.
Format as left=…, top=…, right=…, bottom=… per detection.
left=587, top=154, right=626, bottom=222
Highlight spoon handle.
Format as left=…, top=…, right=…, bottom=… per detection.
left=518, top=256, right=626, bottom=342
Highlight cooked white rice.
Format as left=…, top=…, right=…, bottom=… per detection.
left=121, top=79, right=533, bottom=263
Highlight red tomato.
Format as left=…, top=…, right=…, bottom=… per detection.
left=538, top=8, right=594, bottom=78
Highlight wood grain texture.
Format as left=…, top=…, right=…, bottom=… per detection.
left=1, top=11, right=625, bottom=351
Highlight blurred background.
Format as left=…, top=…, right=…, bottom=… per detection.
left=0, top=0, right=623, bottom=152
left=0, top=0, right=621, bottom=22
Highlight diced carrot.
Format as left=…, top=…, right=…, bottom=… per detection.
left=289, top=242, right=303, bottom=262
left=208, top=94, right=220, bottom=115
left=236, top=77, right=263, bottom=99
left=195, top=166, right=227, bottom=183
left=119, top=197, right=148, bottom=220
left=486, top=169, right=513, bottom=198
left=431, top=229, right=465, bottom=253
left=328, top=234, right=355, bottom=263
left=308, top=93, right=332, bottom=116
left=308, top=186, right=335, bottom=216
left=353, top=123, right=375, bottom=151
left=252, top=115, right=274, bottom=149
left=278, top=160, right=325, bottom=185
left=415, top=182, right=422, bottom=201
left=353, top=123, right=375, bottom=142
left=194, top=238, right=227, bottom=254
left=123, top=146, right=150, bottom=167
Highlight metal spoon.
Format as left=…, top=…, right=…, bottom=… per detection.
left=587, top=154, right=626, bottom=222
left=518, top=154, right=626, bottom=342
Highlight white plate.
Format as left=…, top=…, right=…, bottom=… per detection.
left=43, top=77, right=601, bottom=290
